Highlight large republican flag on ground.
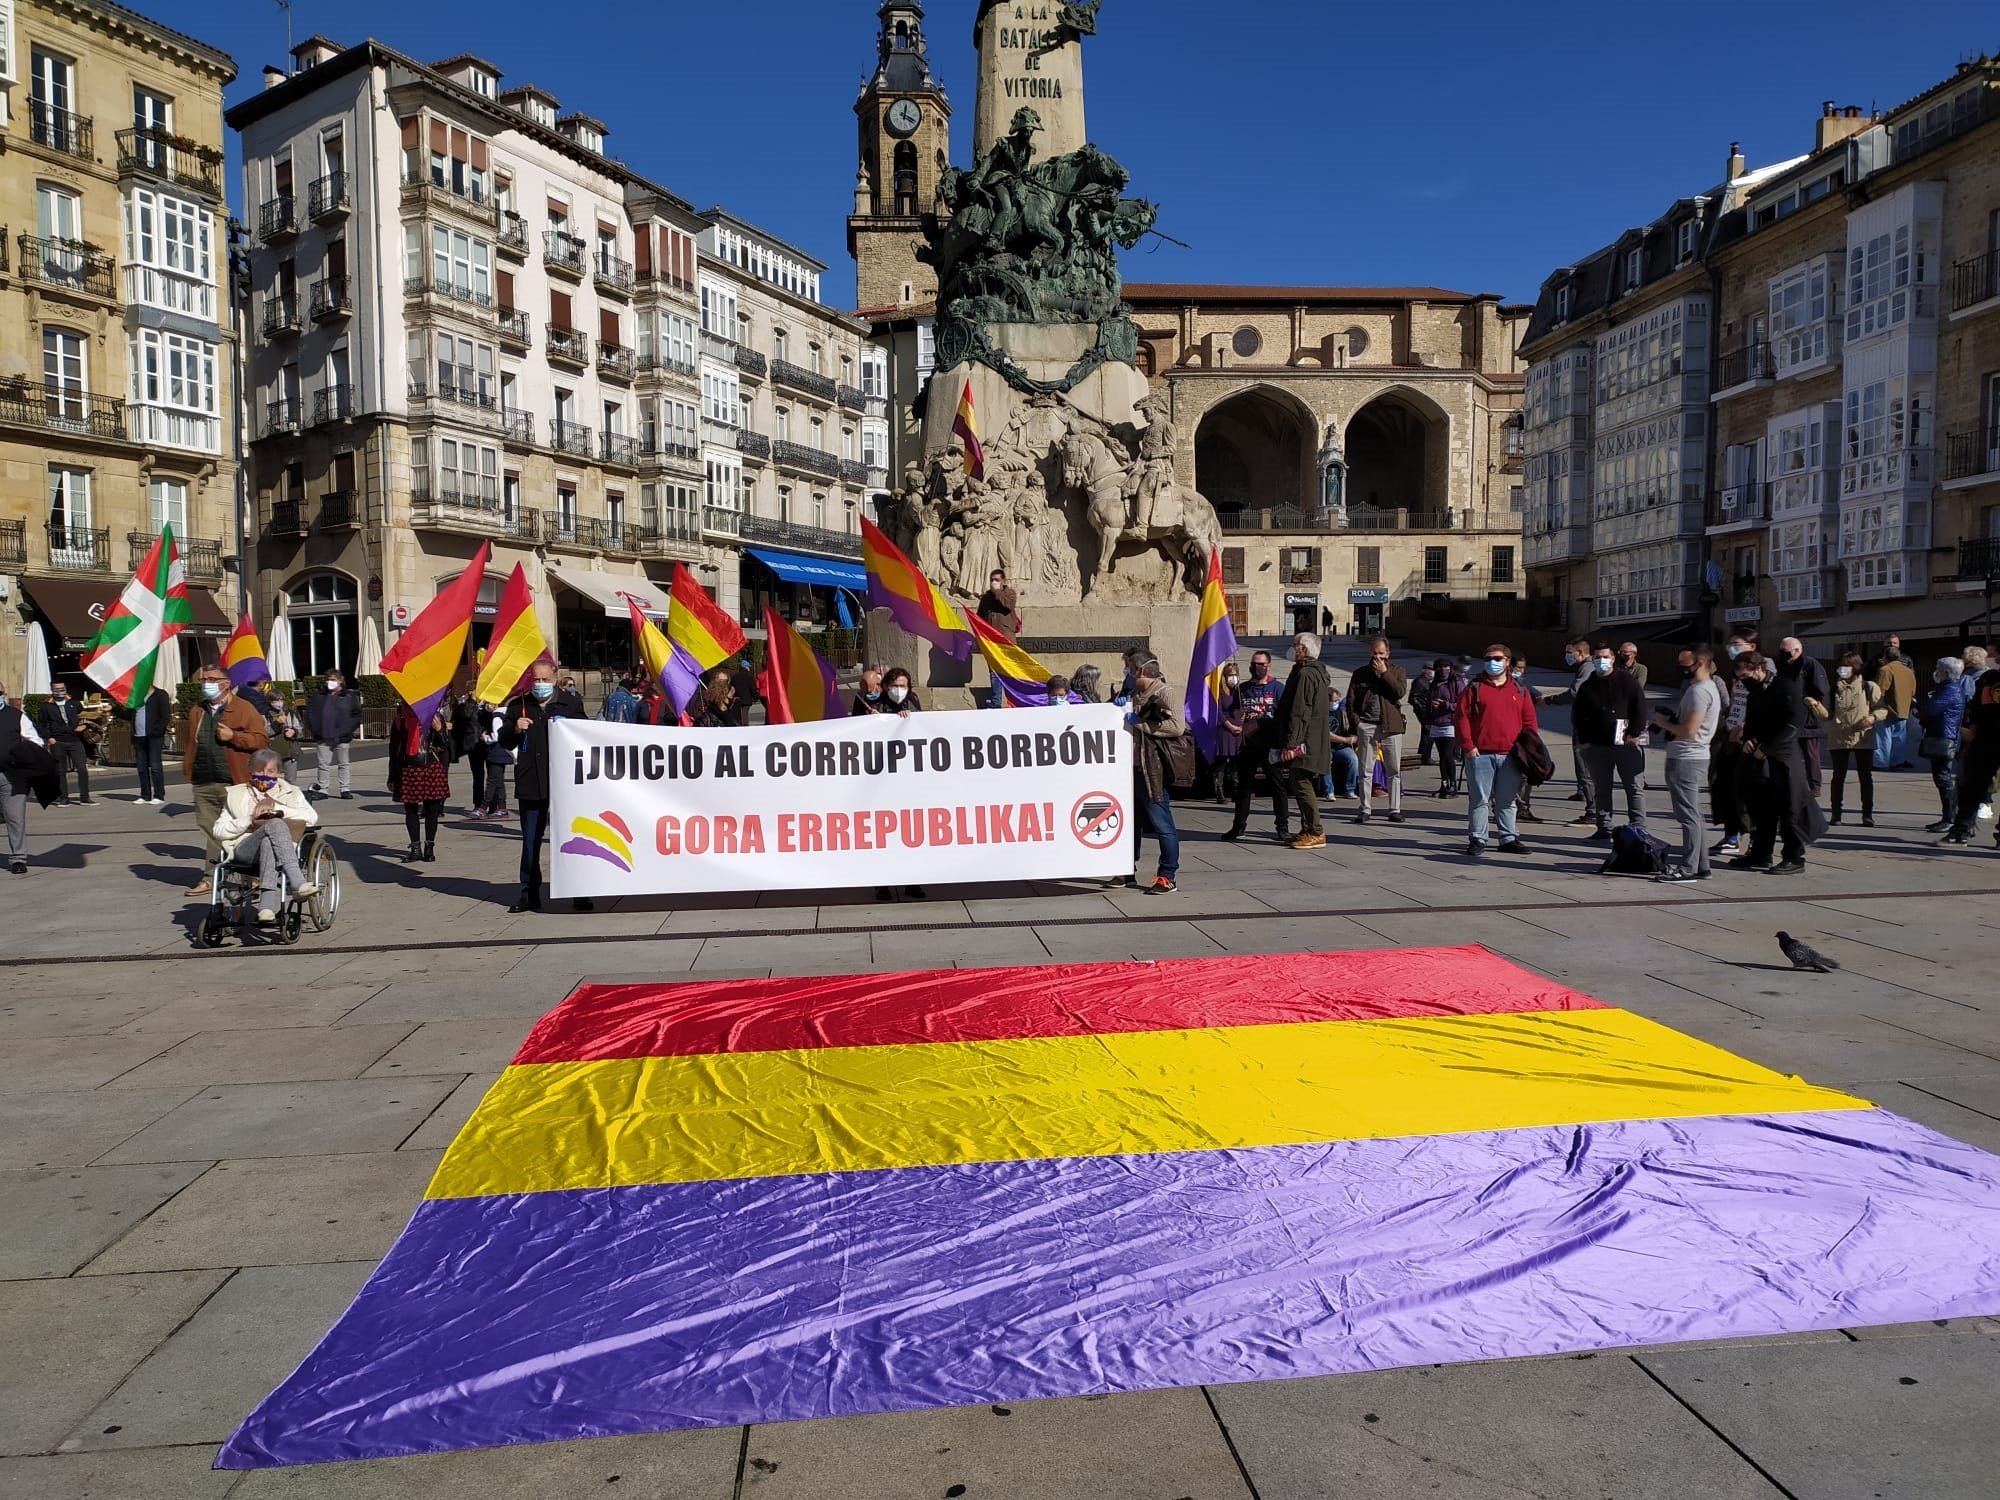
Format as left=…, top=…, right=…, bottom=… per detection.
left=219, top=945, right=2000, bottom=1468
left=81, top=525, right=193, bottom=708
left=860, top=517, right=973, bottom=661
left=1184, top=550, right=1238, bottom=759
left=380, top=543, right=490, bottom=724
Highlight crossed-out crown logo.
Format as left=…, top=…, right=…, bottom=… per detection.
left=560, top=810, right=635, bottom=873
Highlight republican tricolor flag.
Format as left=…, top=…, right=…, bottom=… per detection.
left=860, top=517, right=974, bottom=661
left=381, top=543, right=490, bottom=725
left=650, top=564, right=745, bottom=717
left=969, top=613, right=1069, bottom=707
left=1183, top=550, right=1239, bottom=759
left=474, top=564, right=550, bottom=705
left=81, top=526, right=193, bottom=708
left=221, top=616, right=270, bottom=689
left=952, top=380, right=985, bottom=481
left=758, top=606, right=841, bottom=724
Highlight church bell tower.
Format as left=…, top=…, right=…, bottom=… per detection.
left=848, top=0, right=951, bottom=311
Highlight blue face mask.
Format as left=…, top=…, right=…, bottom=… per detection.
left=1563, top=651, right=1578, bottom=667
left=531, top=682, right=555, bottom=701
left=201, top=681, right=223, bottom=701
left=1594, top=658, right=1614, bottom=675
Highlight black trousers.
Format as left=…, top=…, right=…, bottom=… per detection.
left=1830, top=746, right=1874, bottom=816
left=1747, top=744, right=1809, bottom=864
left=49, top=738, right=88, bottom=800
left=1229, top=750, right=1289, bottom=834
left=1948, top=744, right=2000, bottom=837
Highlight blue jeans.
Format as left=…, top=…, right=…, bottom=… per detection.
left=1323, top=746, right=1361, bottom=798
left=1133, top=775, right=1180, bottom=881
left=1465, top=751, right=1522, bottom=846
left=518, top=800, right=550, bottom=898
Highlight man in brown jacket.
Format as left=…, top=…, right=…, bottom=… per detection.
left=976, top=569, right=1021, bottom=711
left=1346, top=636, right=1409, bottom=825
left=183, top=666, right=271, bottom=891
left=1874, top=643, right=1918, bottom=771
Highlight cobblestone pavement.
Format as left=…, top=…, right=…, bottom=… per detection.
left=4, top=644, right=1998, bottom=1498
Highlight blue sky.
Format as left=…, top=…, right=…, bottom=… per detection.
left=152, top=0, right=1996, bottom=307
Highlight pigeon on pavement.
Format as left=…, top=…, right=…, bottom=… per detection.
left=1777, top=931, right=1839, bottom=973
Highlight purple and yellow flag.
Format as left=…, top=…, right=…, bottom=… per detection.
left=861, top=517, right=974, bottom=662
left=660, top=563, right=745, bottom=716
left=952, top=380, right=985, bottom=480
left=1184, top=550, right=1238, bottom=759
left=758, top=605, right=840, bottom=724
left=473, top=564, right=549, bottom=705
left=969, top=612, right=1071, bottom=707
left=219, top=946, right=2000, bottom=1468
left=380, top=543, right=490, bottom=725
left=220, top=616, right=270, bottom=689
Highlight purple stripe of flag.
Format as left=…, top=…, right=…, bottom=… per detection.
left=218, top=1107, right=2000, bottom=1468
left=660, top=640, right=704, bottom=718
left=1183, top=612, right=1236, bottom=760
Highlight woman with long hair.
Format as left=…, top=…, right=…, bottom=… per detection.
left=390, top=701, right=453, bottom=862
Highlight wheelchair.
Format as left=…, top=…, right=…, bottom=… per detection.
left=198, top=825, right=342, bottom=947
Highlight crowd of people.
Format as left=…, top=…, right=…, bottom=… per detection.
left=1, top=622, right=1994, bottom=912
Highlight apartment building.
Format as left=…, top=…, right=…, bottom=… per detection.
left=227, top=37, right=707, bottom=677
left=695, top=209, right=887, bottom=629
left=0, top=0, right=236, bottom=691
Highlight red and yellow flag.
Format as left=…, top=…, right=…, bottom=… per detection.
left=952, top=380, right=985, bottom=481
left=758, top=606, right=841, bottom=725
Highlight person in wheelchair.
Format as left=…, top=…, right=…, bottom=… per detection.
left=213, top=749, right=319, bottom=925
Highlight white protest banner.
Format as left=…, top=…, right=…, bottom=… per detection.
left=548, top=706, right=1134, bottom=899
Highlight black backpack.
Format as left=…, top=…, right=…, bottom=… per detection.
left=1603, top=824, right=1670, bottom=875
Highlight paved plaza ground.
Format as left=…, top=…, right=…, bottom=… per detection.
left=4, top=640, right=2000, bottom=1498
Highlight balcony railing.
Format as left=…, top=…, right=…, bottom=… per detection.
left=501, top=409, right=535, bottom=445
left=839, top=458, right=871, bottom=487
left=0, top=235, right=9, bottom=277
left=739, top=513, right=862, bottom=558
left=497, top=212, right=529, bottom=256
left=116, top=127, right=223, bottom=196
left=319, top=492, right=361, bottom=530
left=1950, top=252, right=1998, bottom=313
left=46, top=524, right=111, bottom=572
left=544, top=231, right=586, bottom=276
left=400, top=179, right=498, bottom=227
left=1942, top=428, right=2000, bottom=483
left=640, top=351, right=697, bottom=378
left=266, top=500, right=307, bottom=539
left=0, top=519, right=25, bottom=567
left=0, top=384, right=127, bottom=440
left=1714, top=342, right=1773, bottom=392
left=404, top=273, right=494, bottom=311
left=408, top=377, right=496, bottom=415
left=642, top=435, right=700, bottom=466
left=1958, top=537, right=2000, bottom=581
left=639, top=512, right=702, bottom=556
left=601, top=432, right=638, bottom=466
left=546, top=325, right=590, bottom=366
left=17, top=236, right=117, bottom=299
left=735, top=347, right=768, bottom=379
left=597, top=343, right=636, bottom=380
left=262, top=297, right=301, bottom=337
left=497, top=307, right=532, bottom=347
left=29, top=102, right=93, bottom=160
left=312, top=385, right=354, bottom=426
left=129, top=531, right=222, bottom=583
left=1707, top=482, right=1770, bottom=527
left=736, top=429, right=771, bottom=460
left=594, top=254, right=634, bottom=295
left=549, top=420, right=593, bottom=458
left=307, top=171, right=350, bottom=220
left=771, top=358, right=838, bottom=402
left=772, top=439, right=840, bottom=478
left=309, top=276, right=351, bottom=321
left=703, top=505, right=744, bottom=537
left=264, top=398, right=300, bottom=436
left=258, top=194, right=297, bottom=242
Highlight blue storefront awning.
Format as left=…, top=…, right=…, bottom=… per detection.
left=746, top=547, right=868, bottom=592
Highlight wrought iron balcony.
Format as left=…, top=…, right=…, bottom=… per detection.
left=1958, top=537, right=2000, bottom=581
left=404, top=273, right=494, bottom=311
left=258, top=194, right=297, bottom=242
left=29, top=103, right=93, bottom=160
left=0, top=519, right=25, bottom=567
left=307, top=171, right=351, bottom=220
left=739, top=513, right=863, bottom=558
left=549, top=420, right=593, bottom=458
left=264, top=398, right=300, bottom=436
left=1714, top=342, right=1774, bottom=392
left=771, top=358, right=837, bottom=402
left=262, top=297, right=301, bottom=337
left=129, top=531, right=222, bottom=583
left=17, top=236, right=117, bottom=300
left=736, top=429, right=771, bottom=460
left=772, top=438, right=840, bottom=478
left=319, top=492, right=361, bottom=530
left=839, top=458, right=871, bottom=487
left=408, top=377, right=496, bottom=415
left=117, top=126, right=223, bottom=196
left=546, top=325, right=590, bottom=367
left=266, top=500, right=307, bottom=539
left=1950, top=252, right=1999, bottom=313
left=0, top=235, right=8, bottom=277
left=1943, top=428, right=2000, bottom=483
left=309, top=276, right=351, bottom=321
left=594, top=253, right=634, bottom=296
left=544, top=231, right=586, bottom=277
left=597, top=343, right=636, bottom=381
left=497, top=307, right=531, bottom=347
left=1707, top=482, right=1770, bottom=528
left=400, top=179, right=498, bottom=227
left=600, top=432, right=638, bottom=466
left=0, top=384, right=127, bottom=440
left=734, top=347, right=768, bottom=379
left=501, top=409, right=535, bottom=445
left=639, top=351, right=697, bottom=378
left=497, top=211, right=529, bottom=257
left=837, top=385, right=870, bottom=412
left=312, top=385, right=354, bottom=426
left=46, top=523, right=110, bottom=572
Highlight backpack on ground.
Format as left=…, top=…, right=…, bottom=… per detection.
left=1602, top=824, right=1670, bottom=876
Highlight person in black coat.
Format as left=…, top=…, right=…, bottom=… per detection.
left=2, top=689, right=60, bottom=872
left=1735, top=646, right=1814, bottom=874
left=1572, top=645, right=1650, bottom=840
left=123, top=684, right=174, bottom=804
left=35, top=682, right=91, bottom=805
left=500, top=663, right=590, bottom=913
left=449, top=686, right=487, bottom=814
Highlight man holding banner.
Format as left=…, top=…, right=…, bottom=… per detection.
left=503, top=661, right=591, bottom=914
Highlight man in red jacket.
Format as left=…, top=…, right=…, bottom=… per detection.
left=1453, top=643, right=1539, bottom=857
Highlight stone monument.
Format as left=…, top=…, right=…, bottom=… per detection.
left=871, top=1, right=1223, bottom=700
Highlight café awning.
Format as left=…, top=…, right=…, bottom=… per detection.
left=745, top=547, right=867, bottom=592
left=544, top=565, right=669, bottom=620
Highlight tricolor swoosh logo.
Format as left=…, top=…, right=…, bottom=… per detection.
left=560, top=811, right=635, bottom=873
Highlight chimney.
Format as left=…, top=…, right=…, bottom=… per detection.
left=1815, top=103, right=1873, bottom=153
left=290, top=36, right=342, bottom=71
left=262, top=65, right=287, bottom=91
left=1726, top=141, right=1746, bottom=180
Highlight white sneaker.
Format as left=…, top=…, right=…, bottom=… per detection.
left=256, top=907, right=277, bottom=925
left=291, top=882, right=319, bottom=901
left=1981, top=804, right=1994, bottom=821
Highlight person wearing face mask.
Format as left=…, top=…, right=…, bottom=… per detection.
left=1222, top=650, right=1294, bottom=843
left=1346, top=637, right=1409, bottom=826
left=1546, top=637, right=1598, bottom=817
left=1426, top=658, right=1465, bottom=797
left=1210, top=663, right=1243, bottom=804
left=1873, top=643, right=1918, bottom=773
left=1916, top=658, right=1965, bottom=834
left=1616, top=642, right=1648, bottom=691
left=1651, top=647, right=1722, bottom=881
left=389, top=700, right=453, bottom=863
left=502, top=662, right=591, bottom=914
left=1942, top=657, right=2000, bottom=848
left=881, top=667, right=922, bottom=716
left=1734, top=640, right=1816, bottom=874
left=1409, top=662, right=1438, bottom=767
left=1709, top=633, right=1760, bottom=855
left=1572, top=643, right=1649, bottom=843
left=1, top=681, right=58, bottom=874
left=211, top=749, right=319, bottom=925
left=1453, top=644, right=1537, bottom=857
left=849, top=665, right=887, bottom=717
left=122, top=680, right=174, bottom=806
left=182, top=668, right=271, bottom=892
left=1827, top=651, right=1886, bottom=827
left=35, top=681, right=91, bottom=806
left=303, top=671, right=362, bottom=799
left=1955, top=647, right=1993, bottom=827
left=691, top=665, right=745, bottom=729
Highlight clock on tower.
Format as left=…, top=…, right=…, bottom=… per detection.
left=848, top=0, right=951, bottom=311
